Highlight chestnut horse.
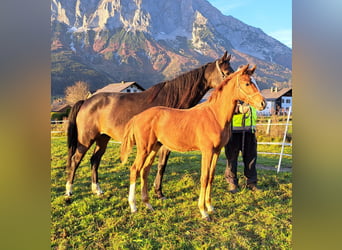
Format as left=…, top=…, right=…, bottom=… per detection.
left=121, top=64, right=266, bottom=220
left=65, top=51, right=234, bottom=196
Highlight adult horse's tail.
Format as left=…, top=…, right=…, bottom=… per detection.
left=120, top=119, right=136, bottom=164
left=67, top=100, right=84, bottom=166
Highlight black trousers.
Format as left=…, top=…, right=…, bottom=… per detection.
left=224, top=132, right=258, bottom=186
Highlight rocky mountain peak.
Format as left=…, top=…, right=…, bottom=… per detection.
left=51, top=0, right=292, bottom=96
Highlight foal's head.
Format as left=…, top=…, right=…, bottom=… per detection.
left=231, top=64, right=266, bottom=111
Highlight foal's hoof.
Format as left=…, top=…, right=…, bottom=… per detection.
left=93, top=191, right=104, bottom=196
left=207, top=205, right=215, bottom=213
left=203, top=216, right=211, bottom=222
left=130, top=205, right=138, bottom=213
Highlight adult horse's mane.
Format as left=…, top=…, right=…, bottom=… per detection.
left=147, top=64, right=209, bottom=108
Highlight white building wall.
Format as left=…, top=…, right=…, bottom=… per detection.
left=257, top=100, right=275, bottom=116
left=281, top=96, right=292, bottom=111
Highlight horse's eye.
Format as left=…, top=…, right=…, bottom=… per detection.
left=245, top=83, right=250, bottom=86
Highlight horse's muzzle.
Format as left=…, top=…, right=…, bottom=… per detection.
left=256, top=99, right=267, bottom=111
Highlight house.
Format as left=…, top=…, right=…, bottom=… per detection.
left=51, top=101, right=71, bottom=120
left=51, top=103, right=71, bottom=113
left=92, top=81, right=145, bottom=95
left=258, top=87, right=292, bottom=116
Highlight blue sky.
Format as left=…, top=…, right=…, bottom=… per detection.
left=207, top=0, right=292, bottom=48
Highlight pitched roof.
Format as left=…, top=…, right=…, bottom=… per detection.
left=51, top=103, right=71, bottom=112
left=261, top=87, right=292, bottom=100
left=93, top=81, right=145, bottom=95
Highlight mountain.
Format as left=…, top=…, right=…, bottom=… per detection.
left=51, top=0, right=292, bottom=96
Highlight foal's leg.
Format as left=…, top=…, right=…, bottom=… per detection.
left=153, top=146, right=170, bottom=199
left=205, top=152, right=219, bottom=213
left=128, top=151, right=148, bottom=213
left=141, top=144, right=161, bottom=210
left=90, top=134, right=110, bottom=195
left=198, top=151, right=214, bottom=220
left=65, top=143, right=92, bottom=196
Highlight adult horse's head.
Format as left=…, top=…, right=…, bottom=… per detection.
left=206, top=51, right=234, bottom=88
left=233, top=64, right=266, bottom=111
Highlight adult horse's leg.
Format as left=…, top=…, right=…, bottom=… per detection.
left=65, top=143, right=92, bottom=196
left=198, top=151, right=214, bottom=221
left=90, top=134, right=110, bottom=195
left=153, top=146, right=170, bottom=199
left=205, top=152, right=219, bottom=214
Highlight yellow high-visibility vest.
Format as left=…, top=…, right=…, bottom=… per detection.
left=232, top=106, right=257, bottom=132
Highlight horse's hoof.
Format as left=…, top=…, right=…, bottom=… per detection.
left=156, top=193, right=166, bottom=199
left=64, top=196, right=72, bottom=204
left=207, top=205, right=215, bottom=213
left=91, top=183, right=104, bottom=196
left=145, top=203, right=154, bottom=211
left=203, top=216, right=211, bottom=222
left=130, top=205, right=138, bottom=213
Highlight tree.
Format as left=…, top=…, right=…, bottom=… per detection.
left=65, top=81, right=90, bottom=105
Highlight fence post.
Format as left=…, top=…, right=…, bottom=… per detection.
left=277, top=106, right=292, bottom=173
left=266, top=119, right=271, bottom=134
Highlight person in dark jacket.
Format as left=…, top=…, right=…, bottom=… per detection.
left=224, top=101, right=261, bottom=194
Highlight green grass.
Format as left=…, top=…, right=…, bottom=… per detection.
left=51, top=137, right=292, bottom=249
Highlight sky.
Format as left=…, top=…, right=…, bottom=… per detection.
left=207, top=0, right=292, bottom=48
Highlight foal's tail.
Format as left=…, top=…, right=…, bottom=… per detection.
left=67, top=100, right=84, bottom=167
left=120, top=118, right=136, bottom=164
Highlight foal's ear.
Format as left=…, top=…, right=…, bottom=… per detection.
left=240, top=64, right=249, bottom=74
left=248, top=65, right=257, bottom=75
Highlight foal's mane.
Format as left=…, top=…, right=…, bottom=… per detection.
left=147, top=63, right=210, bottom=108
left=207, top=72, right=236, bottom=103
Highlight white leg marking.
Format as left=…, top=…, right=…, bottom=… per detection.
left=91, top=183, right=103, bottom=195
left=129, top=183, right=137, bottom=213
left=207, top=205, right=214, bottom=213
left=200, top=210, right=209, bottom=220
left=65, top=182, right=72, bottom=196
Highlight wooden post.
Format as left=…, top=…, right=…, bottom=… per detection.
left=266, top=119, right=271, bottom=135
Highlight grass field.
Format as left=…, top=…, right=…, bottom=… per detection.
left=51, top=137, right=292, bottom=249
